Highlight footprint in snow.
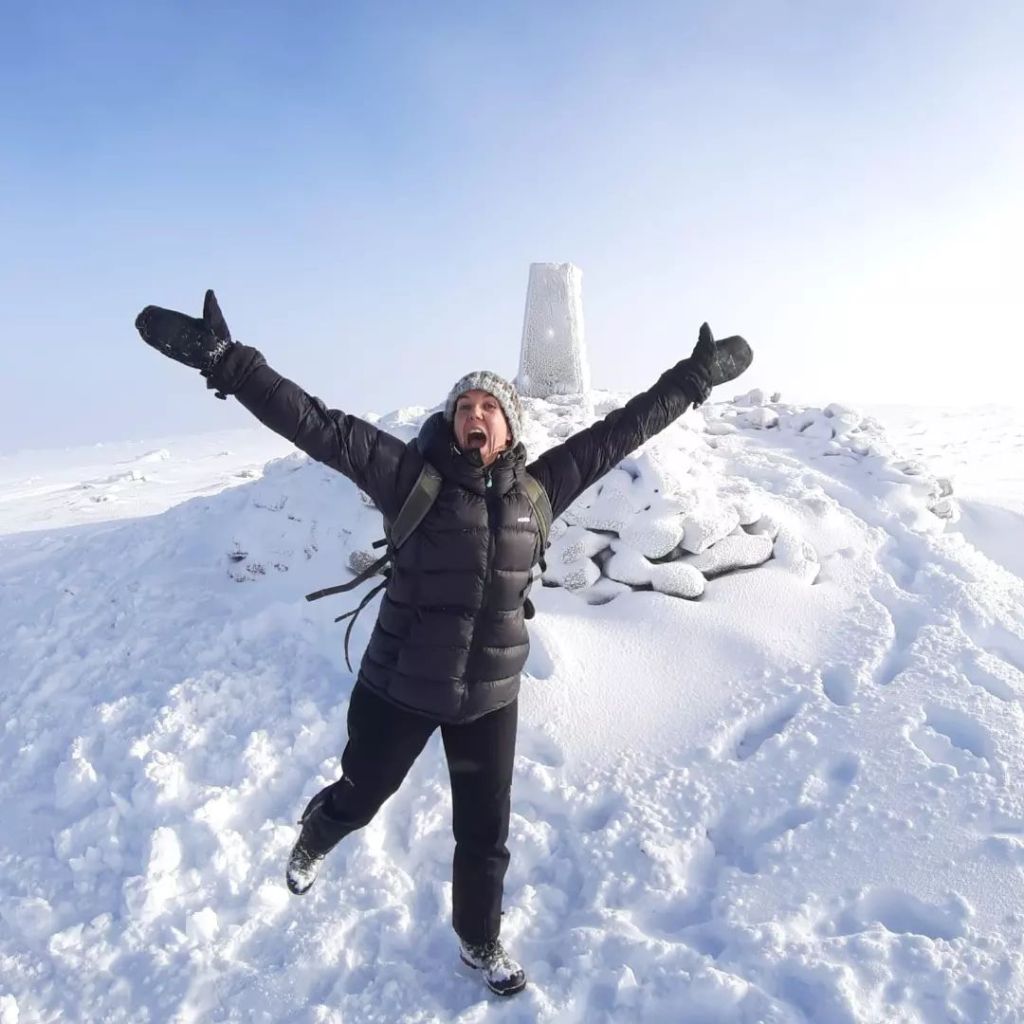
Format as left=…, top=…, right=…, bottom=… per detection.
left=820, top=664, right=858, bottom=706
left=709, top=754, right=858, bottom=873
left=908, top=704, right=997, bottom=774
left=734, top=696, right=804, bottom=761
left=966, top=649, right=1024, bottom=703
left=518, top=729, right=565, bottom=769
left=982, top=830, right=1024, bottom=865
left=835, top=886, right=970, bottom=941
left=576, top=793, right=623, bottom=833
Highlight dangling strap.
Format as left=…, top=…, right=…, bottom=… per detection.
left=305, top=548, right=390, bottom=602
left=334, top=578, right=389, bottom=671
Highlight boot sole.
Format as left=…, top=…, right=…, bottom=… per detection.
left=286, top=857, right=322, bottom=896
left=459, top=953, right=527, bottom=996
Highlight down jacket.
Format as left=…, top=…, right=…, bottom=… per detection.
left=208, top=346, right=701, bottom=723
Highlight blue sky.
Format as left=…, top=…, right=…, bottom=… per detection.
left=2, top=1, right=1022, bottom=452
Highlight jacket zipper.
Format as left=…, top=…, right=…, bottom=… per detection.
left=481, top=468, right=497, bottom=604
left=467, top=470, right=498, bottom=672
left=459, top=464, right=509, bottom=715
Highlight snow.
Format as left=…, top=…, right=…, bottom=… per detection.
left=516, top=263, right=591, bottom=399
left=1, top=390, right=1023, bottom=1022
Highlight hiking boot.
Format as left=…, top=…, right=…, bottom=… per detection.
left=458, top=938, right=527, bottom=996
left=285, top=788, right=349, bottom=896
left=286, top=836, right=325, bottom=896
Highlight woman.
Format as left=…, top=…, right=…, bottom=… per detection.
left=135, top=290, right=716, bottom=996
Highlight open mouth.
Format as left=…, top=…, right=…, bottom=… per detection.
left=466, top=428, right=488, bottom=448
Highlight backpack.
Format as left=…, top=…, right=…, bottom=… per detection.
left=305, top=461, right=553, bottom=671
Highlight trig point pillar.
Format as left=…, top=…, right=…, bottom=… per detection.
left=516, top=263, right=591, bottom=398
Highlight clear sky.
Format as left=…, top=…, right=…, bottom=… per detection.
left=2, top=1, right=1022, bottom=453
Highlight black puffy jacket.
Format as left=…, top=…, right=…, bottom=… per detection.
left=208, top=345, right=700, bottom=722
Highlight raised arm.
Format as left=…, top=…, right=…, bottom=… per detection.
left=135, top=290, right=413, bottom=518
left=526, top=323, right=715, bottom=520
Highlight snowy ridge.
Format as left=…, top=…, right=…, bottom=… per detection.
left=1, top=393, right=1023, bottom=1022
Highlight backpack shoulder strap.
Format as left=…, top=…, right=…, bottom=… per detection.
left=388, top=461, right=443, bottom=550
left=521, top=472, right=553, bottom=549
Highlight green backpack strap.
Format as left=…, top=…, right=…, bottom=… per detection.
left=520, top=473, right=552, bottom=622
left=305, top=461, right=443, bottom=605
left=305, top=461, right=445, bottom=671
left=387, top=462, right=443, bottom=549
left=521, top=472, right=553, bottom=554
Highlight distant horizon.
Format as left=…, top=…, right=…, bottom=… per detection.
left=1, top=392, right=1020, bottom=460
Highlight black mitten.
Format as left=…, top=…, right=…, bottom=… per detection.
left=674, top=322, right=715, bottom=407
left=135, top=289, right=234, bottom=377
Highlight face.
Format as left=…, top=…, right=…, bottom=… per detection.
left=453, top=389, right=511, bottom=467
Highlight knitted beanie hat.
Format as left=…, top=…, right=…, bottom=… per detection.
left=444, top=370, right=524, bottom=446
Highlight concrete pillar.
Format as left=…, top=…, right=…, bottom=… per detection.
left=516, top=262, right=591, bottom=398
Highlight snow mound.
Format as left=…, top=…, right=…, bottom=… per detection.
left=709, top=390, right=960, bottom=525
left=525, top=389, right=857, bottom=604
left=1, top=389, right=1023, bottom=1022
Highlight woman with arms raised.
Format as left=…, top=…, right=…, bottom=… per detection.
left=135, top=291, right=718, bottom=997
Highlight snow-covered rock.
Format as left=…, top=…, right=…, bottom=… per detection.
left=772, top=525, right=821, bottom=583
left=619, top=513, right=685, bottom=559
left=603, top=540, right=654, bottom=586
left=544, top=558, right=600, bottom=592
left=824, top=403, right=864, bottom=435
left=679, top=504, right=740, bottom=554
left=573, top=468, right=639, bottom=532
left=731, top=494, right=763, bottom=526
left=733, top=388, right=767, bottom=407
left=543, top=524, right=610, bottom=592
left=551, top=524, right=612, bottom=565
left=682, top=533, right=774, bottom=577
left=738, top=407, right=779, bottom=430
left=649, top=561, right=705, bottom=598
left=745, top=513, right=782, bottom=539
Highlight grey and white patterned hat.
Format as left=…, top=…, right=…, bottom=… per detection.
left=444, top=370, right=523, bottom=446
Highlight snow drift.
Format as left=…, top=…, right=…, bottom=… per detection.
left=1, top=389, right=1023, bottom=1023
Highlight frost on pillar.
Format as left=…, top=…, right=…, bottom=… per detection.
left=516, top=263, right=591, bottom=398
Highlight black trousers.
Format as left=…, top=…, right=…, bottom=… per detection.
left=314, top=682, right=517, bottom=946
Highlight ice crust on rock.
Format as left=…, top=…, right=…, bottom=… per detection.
left=604, top=540, right=655, bottom=587
left=559, top=561, right=601, bottom=592
left=516, top=263, right=591, bottom=398
left=650, top=561, right=706, bottom=598
left=680, top=505, right=741, bottom=554
left=682, top=533, right=774, bottom=577
left=552, top=524, right=612, bottom=565
left=619, top=513, right=685, bottom=559
left=542, top=525, right=607, bottom=592
left=745, top=513, right=782, bottom=539
left=572, top=469, right=639, bottom=532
